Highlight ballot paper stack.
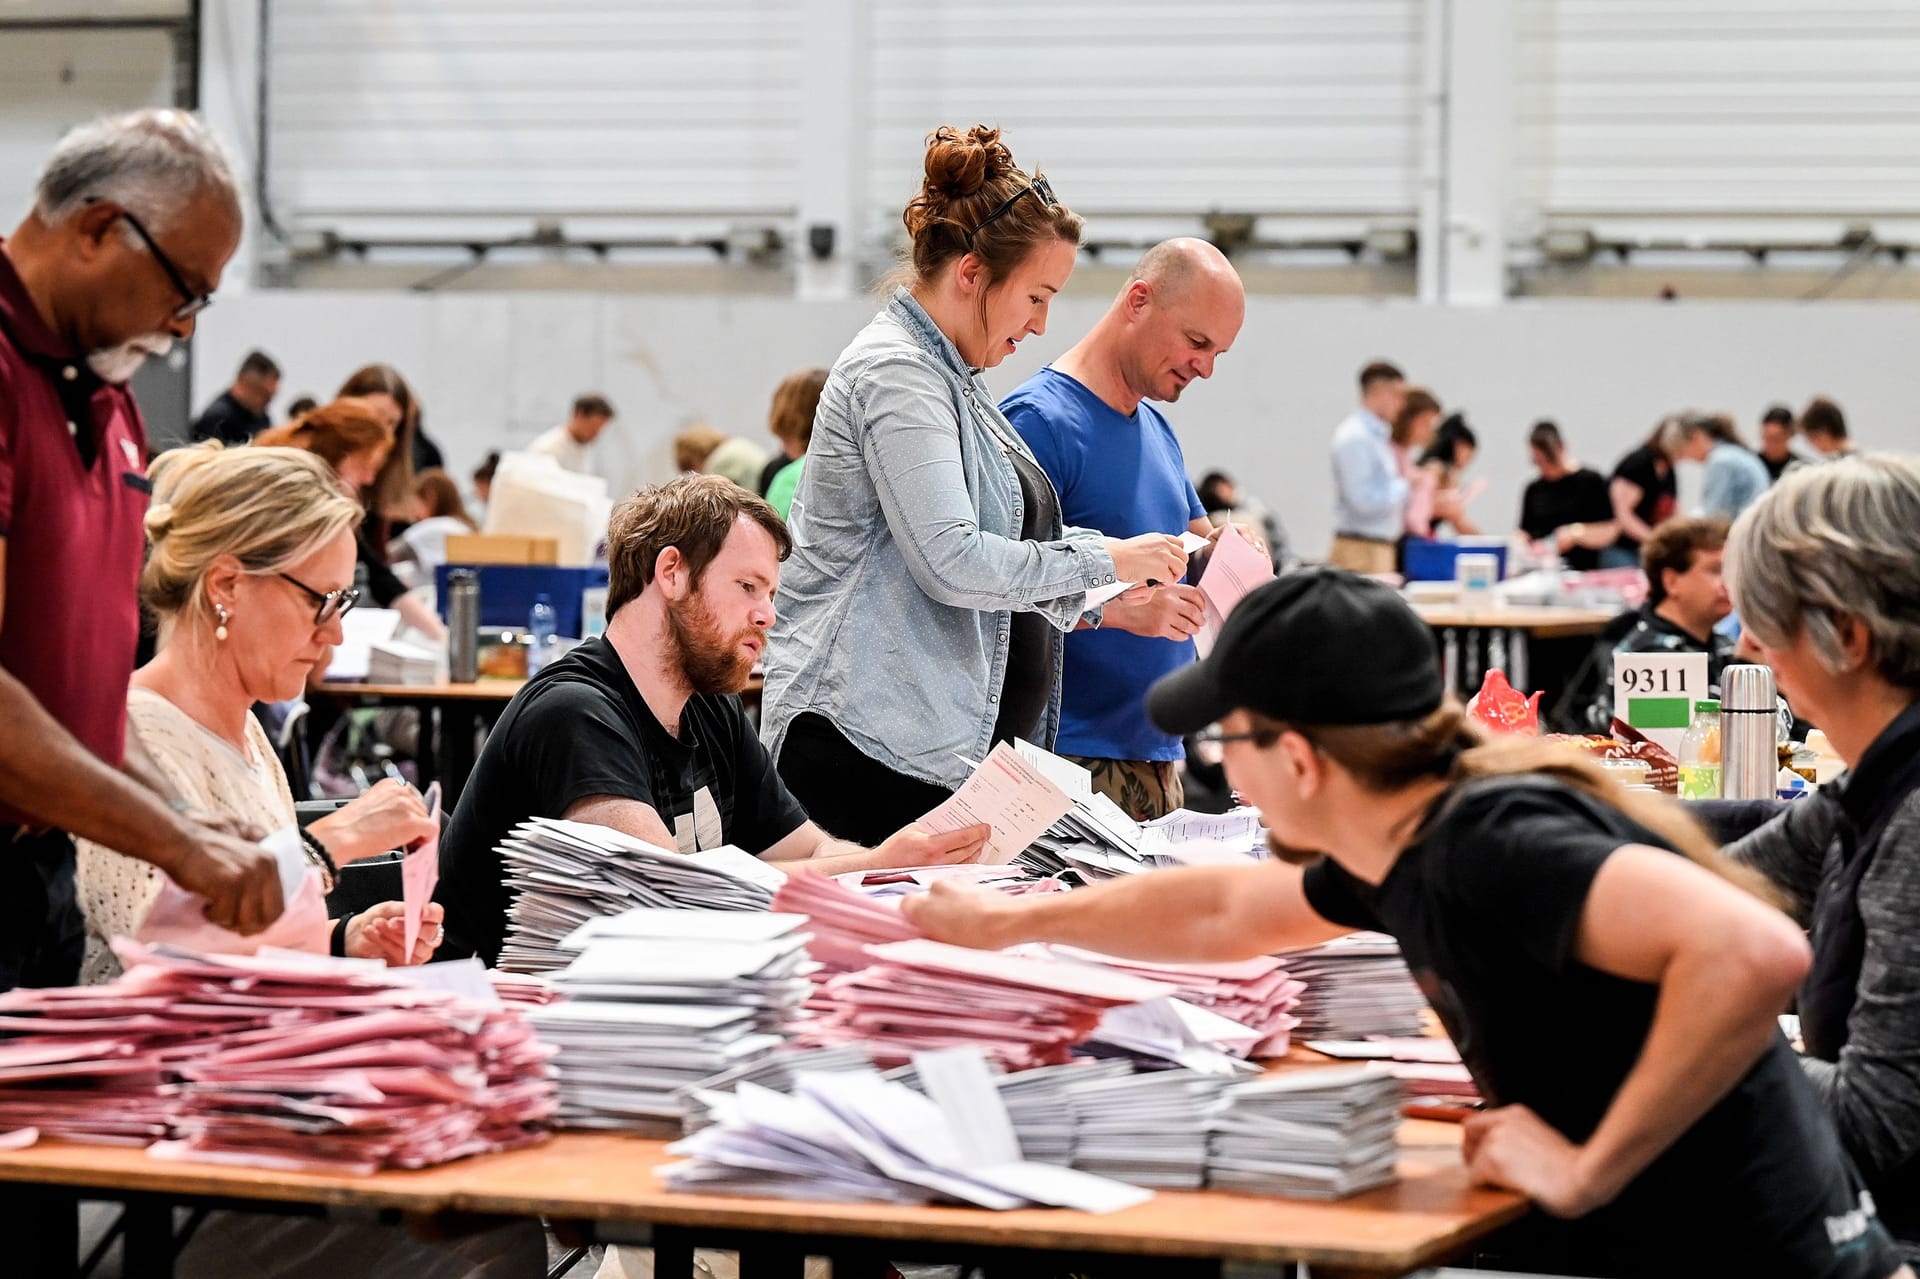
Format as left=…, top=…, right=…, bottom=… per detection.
left=792, top=937, right=1174, bottom=1070
left=1207, top=1067, right=1403, bottom=1199
left=364, top=638, right=440, bottom=685
left=1047, top=947, right=1304, bottom=1058
left=663, top=1047, right=1152, bottom=1212
left=770, top=868, right=919, bottom=975
left=678, top=1046, right=874, bottom=1135
left=951, top=1058, right=1132, bottom=1165
left=1282, top=934, right=1430, bottom=1039
left=530, top=909, right=815, bottom=1134
left=1066, top=1069, right=1227, bottom=1189
left=495, top=818, right=785, bottom=974
left=0, top=942, right=556, bottom=1172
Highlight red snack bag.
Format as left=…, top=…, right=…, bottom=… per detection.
left=1467, top=669, right=1542, bottom=735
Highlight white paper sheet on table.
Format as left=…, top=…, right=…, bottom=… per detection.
left=921, top=742, right=1075, bottom=865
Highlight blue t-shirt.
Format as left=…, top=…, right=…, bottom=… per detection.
left=1002, top=368, right=1206, bottom=763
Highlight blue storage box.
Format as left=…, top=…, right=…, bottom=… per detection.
left=1402, top=537, right=1509, bottom=583
left=435, top=564, right=609, bottom=638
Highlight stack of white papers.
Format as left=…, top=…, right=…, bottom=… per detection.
left=1208, top=1067, right=1402, bottom=1199
left=663, top=1048, right=1153, bottom=1213
left=791, top=938, right=1174, bottom=1071
left=496, top=818, right=785, bottom=973
left=365, top=638, right=441, bottom=685
left=531, top=909, right=815, bottom=1134
left=981, top=1059, right=1132, bottom=1165
left=679, top=1046, right=874, bottom=1134
left=1282, top=934, right=1430, bottom=1040
left=321, top=607, right=403, bottom=682
left=1068, top=1069, right=1228, bottom=1189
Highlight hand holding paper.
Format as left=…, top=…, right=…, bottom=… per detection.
left=920, top=743, right=1075, bottom=865
left=402, top=782, right=442, bottom=962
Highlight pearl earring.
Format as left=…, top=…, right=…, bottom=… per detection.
left=214, top=604, right=230, bottom=642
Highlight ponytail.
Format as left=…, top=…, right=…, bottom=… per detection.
left=1253, top=700, right=1782, bottom=907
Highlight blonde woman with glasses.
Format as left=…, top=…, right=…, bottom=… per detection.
left=77, top=443, right=441, bottom=983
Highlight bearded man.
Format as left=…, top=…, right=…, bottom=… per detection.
left=437, top=475, right=989, bottom=963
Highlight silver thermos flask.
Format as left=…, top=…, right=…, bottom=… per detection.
left=447, top=569, right=480, bottom=684
left=1720, top=664, right=1779, bottom=800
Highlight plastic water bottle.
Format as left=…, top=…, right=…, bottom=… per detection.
left=1678, top=699, right=1723, bottom=800
left=527, top=594, right=557, bottom=677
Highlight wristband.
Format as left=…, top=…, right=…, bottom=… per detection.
left=330, top=917, right=349, bottom=958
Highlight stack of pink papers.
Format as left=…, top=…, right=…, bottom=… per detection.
left=791, top=938, right=1174, bottom=1071
left=1043, top=947, right=1304, bottom=1057
left=0, top=942, right=557, bottom=1174
left=771, top=870, right=919, bottom=975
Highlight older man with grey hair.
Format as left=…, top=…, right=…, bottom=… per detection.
left=1, top=111, right=285, bottom=967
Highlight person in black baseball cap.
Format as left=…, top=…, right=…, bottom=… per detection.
left=906, top=568, right=1905, bottom=1279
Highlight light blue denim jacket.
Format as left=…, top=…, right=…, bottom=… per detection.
left=761, top=288, right=1120, bottom=788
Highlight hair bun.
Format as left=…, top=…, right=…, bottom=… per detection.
left=920, top=124, right=1015, bottom=203
left=143, top=501, right=174, bottom=541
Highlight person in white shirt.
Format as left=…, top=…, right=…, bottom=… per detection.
left=1327, top=360, right=1409, bottom=574
left=526, top=393, right=615, bottom=474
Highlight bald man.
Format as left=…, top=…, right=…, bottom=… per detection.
left=1001, top=238, right=1246, bottom=820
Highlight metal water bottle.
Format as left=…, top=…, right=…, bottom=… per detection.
left=1720, top=664, right=1780, bottom=800
left=447, top=569, right=480, bottom=683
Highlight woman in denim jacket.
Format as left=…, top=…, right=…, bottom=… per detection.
left=762, top=126, right=1189, bottom=843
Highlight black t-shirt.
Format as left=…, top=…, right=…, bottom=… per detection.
left=188, top=391, right=269, bottom=446
left=994, top=446, right=1059, bottom=745
left=1519, top=468, right=1615, bottom=572
left=1302, top=778, right=1899, bottom=1278
left=436, top=636, right=810, bottom=963
left=1608, top=446, right=1677, bottom=551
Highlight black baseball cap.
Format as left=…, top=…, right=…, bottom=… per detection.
left=1148, top=567, right=1445, bottom=734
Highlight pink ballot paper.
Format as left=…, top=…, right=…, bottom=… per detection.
left=920, top=742, right=1074, bottom=865
left=138, top=828, right=331, bottom=956
left=1194, top=523, right=1275, bottom=656
left=403, top=782, right=442, bottom=962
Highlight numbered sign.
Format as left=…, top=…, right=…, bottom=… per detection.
left=1612, top=651, right=1710, bottom=755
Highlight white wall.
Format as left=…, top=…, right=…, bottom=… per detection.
left=191, top=292, right=1920, bottom=557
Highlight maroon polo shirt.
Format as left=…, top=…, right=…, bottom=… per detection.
left=0, top=239, right=150, bottom=826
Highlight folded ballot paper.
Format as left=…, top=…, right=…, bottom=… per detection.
left=1207, top=1067, right=1403, bottom=1199
left=530, top=909, right=816, bottom=1134
left=0, top=942, right=555, bottom=1171
left=496, top=818, right=786, bottom=973
left=663, top=1047, right=1152, bottom=1213
left=1083, top=530, right=1214, bottom=609
left=139, top=828, right=333, bottom=958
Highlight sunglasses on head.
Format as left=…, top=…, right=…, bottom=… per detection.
left=965, top=176, right=1057, bottom=248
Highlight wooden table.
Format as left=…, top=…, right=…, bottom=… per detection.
left=0, top=1125, right=1523, bottom=1279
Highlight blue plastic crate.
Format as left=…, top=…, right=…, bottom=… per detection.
left=1401, top=538, right=1508, bottom=583
left=435, top=563, right=609, bottom=638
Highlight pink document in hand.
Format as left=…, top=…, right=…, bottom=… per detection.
left=403, top=783, right=443, bottom=961
left=1195, top=523, right=1275, bottom=656
left=137, top=866, right=332, bottom=958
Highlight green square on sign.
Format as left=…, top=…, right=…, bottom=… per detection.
left=1628, top=696, right=1693, bottom=730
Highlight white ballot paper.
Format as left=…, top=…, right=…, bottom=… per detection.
left=1084, top=530, right=1212, bottom=609
left=923, top=742, right=1075, bottom=865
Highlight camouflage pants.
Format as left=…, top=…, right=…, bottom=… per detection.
left=1064, top=755, right=1185, bottom=822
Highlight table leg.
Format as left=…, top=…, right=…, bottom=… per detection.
left=735, top=1241, right=808, bottom=1278
left=650, top=1227, right=696, bottom=1279
left=120, top=1197, right=175, bottom=1279
left=440, top=703, right=481, bottom=809
left=1509, top=628, right=1529, bottom=692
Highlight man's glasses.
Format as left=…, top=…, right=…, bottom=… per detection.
left=1193, top=724, right=1268, bottom=747
left=91, top=199, right=214, bottom=320
left=278, top=573, right=361, bottom=626
left=966, top=176, right=1057, bottom=247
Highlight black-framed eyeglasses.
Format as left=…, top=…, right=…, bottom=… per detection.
left=92, top=200, right=215, bottom=320
left=965, top=175, right=1057, bottom=247
left=278, top=573, right=360, bottom=626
